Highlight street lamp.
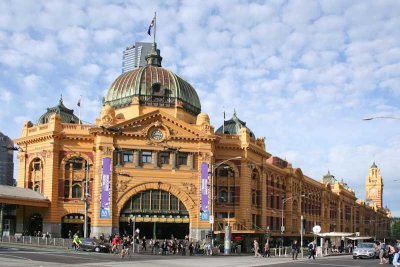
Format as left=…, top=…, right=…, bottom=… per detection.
left=64, top=157, right=92, bottom=238
left=281, top=194, right=306, bottom=251
left=210, top=156, right=241, bottom=247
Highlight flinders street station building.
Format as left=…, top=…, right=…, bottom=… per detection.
left=5, top=42, right=390, bottom=249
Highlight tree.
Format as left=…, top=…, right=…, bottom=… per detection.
left=391, top=218, right=400, bottom=239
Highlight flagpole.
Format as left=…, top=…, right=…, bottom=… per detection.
left=153, top=12, right=156, bottom=45
left=78, top=95, right=82, bottom=124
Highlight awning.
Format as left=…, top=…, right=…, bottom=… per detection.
left=317, top=232, right=354, bottom=237
left=346, top=236, right=373, bottom=240
left=0, top=185, right=50, bottom=207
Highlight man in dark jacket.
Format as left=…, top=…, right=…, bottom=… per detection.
left=292, top=240, right=299, bottom=260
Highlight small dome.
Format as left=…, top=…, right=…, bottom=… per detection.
left=216, top=112, right=255, bottom=138
left=103, top=43, right=201, bottom=116
left=37, top=97, right=79, bottom=125
left=196, top=112, right=210, bottom=125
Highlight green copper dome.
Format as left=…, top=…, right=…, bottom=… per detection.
left=37, top=97, right=79, bottom=125
left=216, top=112, right=255, bottom=138
left=103, top=43, right=201, bottom=115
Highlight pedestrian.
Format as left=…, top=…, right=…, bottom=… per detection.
left=393, top=248, right=400, bottom=267
left=379, top=241, right=388, bottom=264
left=388, top=243, right=396, bottom=264
left=142, top=236, right=147, bottom=251
left=308, top=240, right=316, bottom=260
left=292, top=240, right=299, bottom=260
left=263, top=242, right=270, bottom=258
left=68, top=230, right=72, bottom=239
left=253, top=239, right=261, bottom=257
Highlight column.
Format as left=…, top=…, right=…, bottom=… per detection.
left=135, top=149, right=140, bottom=168
left=171, top=151, right=176, bottom=170
left=153, top=151, right=159, bottom=168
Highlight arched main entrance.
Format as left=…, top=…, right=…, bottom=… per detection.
left=120, top=189, right=189, bottom=239
left=27, top=214, right=43, bottom=236
left=61, top=213, right=91, bottom=238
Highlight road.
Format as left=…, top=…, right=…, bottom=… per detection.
left=0, top=244, right=384, bottom=267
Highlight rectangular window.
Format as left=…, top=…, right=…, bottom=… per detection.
left=170, top=196, right=178, bottom=211
left=160, top=152, right=169, bottom=164
left=161, top=191, right=169, bottom=210
left=177, top=152, right=188, bottom=165
left=229, top=187, right=235, bottom=203
left=142, top=191, right=150, bottom=210
left=141, top=151, right=152, bottom=164
left=132, top=196, right=140, bottom=210
left=151, top=190, right=160, bottom=210
left=72, top=162, right=83, bottom=170
left=64, top=180, right=70, bottom=198
left=34, top=163, right=41, bottom=171
left=123, top=151, right=133, bottom=162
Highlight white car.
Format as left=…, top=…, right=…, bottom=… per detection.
left=353, top=242, right=379, bottom=259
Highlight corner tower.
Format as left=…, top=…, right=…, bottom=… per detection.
left=365, top=162, right=383, bottom=208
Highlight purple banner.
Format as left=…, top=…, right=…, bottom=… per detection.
left=200, top=162, right=209, bottom=221
left=100, top=157, right=111, bottom=218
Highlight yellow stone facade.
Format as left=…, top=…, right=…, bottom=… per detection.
left=13, top=45, right=390, bottom=245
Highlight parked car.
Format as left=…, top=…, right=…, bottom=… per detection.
left=352, top=242, right=379, bottom=259
left=79, top=238, right=110, bottom=253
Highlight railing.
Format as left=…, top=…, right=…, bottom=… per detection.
left=0, top=235, right=73, bottom=248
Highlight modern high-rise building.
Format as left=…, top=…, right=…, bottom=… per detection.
left=0, top=132, right=14, bottom=186
left=122, top=42, right=161, bottom=72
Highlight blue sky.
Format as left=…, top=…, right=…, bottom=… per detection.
left=0, top=0, right=400, bottom=217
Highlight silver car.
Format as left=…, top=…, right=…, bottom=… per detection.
left=353, top=242, right=379, bottom=259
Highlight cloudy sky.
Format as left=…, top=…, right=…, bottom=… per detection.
left=1, top=0, right=399, bottom=216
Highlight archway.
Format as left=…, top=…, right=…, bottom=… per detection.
left=28, top=214, right=42, bottom=236
left=61, top=213, right=91, bottom=238
left=120, top=189, right=189, bottom=239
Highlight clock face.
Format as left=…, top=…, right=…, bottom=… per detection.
left=369, top=187, right=377, bottom=197
left=150, top=129, right=163, bottom=141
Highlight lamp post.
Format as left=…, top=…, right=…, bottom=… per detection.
left=210, top=156, right=241, bottom=247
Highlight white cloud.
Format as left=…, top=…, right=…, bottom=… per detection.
left=1, top=0, right=400, bottom=217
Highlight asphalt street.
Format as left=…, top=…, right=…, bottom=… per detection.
left=0, top=244, right=386, bottom=267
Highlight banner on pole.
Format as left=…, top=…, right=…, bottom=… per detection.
left=100, top=157, right=111, bottom=218
left=200, top=162, right=209, bottom=221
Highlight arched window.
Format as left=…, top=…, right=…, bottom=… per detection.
left=72, top=182, right=82, bottom=198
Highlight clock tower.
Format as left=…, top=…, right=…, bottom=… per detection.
left=365, top=162, right=383, bottom=208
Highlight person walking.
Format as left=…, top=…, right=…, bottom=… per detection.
left=388, top=243, right=396, bottom=264
left=308, top=240, right=316, bottom=260
left=263, top=242, right=270, bottom=258
left=292, top=240, right=299, bottom=260
left=393, top=248, right=400, bottom=267
left=379, top=241, right=388, bottom=264
left=253, top=239, right=261, bottom=257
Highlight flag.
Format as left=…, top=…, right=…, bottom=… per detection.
left=147, top=18, right=154, bottom=35
left=77, top=98, right=81, bottom=107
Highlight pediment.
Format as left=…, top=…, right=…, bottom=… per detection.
left=99, top=110, right=213, bottom=142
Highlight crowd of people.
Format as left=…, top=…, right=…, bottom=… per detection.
left=69, top=231, right=214, bottom=257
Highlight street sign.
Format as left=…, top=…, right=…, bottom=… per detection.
left=209, top=215, right=214, bottom=224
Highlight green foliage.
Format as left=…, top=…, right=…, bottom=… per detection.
left=392, top=219, right=400, bottom=239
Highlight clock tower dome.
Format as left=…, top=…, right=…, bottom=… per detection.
left=365, top=162, right=383, bottom=208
